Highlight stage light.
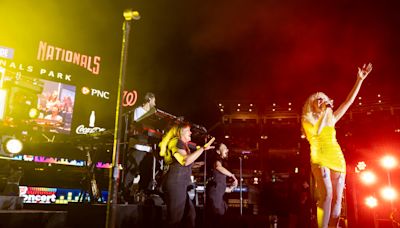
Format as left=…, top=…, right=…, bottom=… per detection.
left=365, top=196, right=378, bottom=208
left=355, top=161, right=367, bottom=173
left=380, top=186, right=397, bottom=201
left=28, top=108, right=39, bottom=118
left=381, top=155, right=397, bottom=169
left=260, top=135, right=268, bottom=140
left=2, top=138, right=23, bottom=155
left=123, top=9, right=140, bottom=21
left=360, top=171, right=377, bottom=185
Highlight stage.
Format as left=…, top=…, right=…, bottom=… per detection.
left=0, top=202, right=275, bottom=228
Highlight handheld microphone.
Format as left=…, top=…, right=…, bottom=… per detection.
left=204, top=137, right=215, bottom=148
left=325, top=99, right=334, bottom=108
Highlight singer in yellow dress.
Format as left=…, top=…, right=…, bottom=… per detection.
left=302, top=63, right=372, bottom=228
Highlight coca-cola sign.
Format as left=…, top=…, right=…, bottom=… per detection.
left=75, top=125, right=106, bottom=134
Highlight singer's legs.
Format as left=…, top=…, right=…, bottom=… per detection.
left=328, top=171, right=345, bottom=228
left=312, top=165, right=333, bottom=228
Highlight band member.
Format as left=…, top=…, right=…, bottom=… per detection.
left=302, top=63, right=372, bottom=227
left=206, top=143, right=237, bottom=227
left=122, top=92, right=156, bottom=201
left=134, top=92, right=156, bottom=121
left=159, top=124, right=214, bottom=227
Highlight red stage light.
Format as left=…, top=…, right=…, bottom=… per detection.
left=380, top=186, right=397, bottom=201
left=360, top=171, right=377, bottom=185
left=365, top=196, right=378, bottom=208
left=355, top=161, right=367, bottom=173
left=381, top=155, right=397, bottom=169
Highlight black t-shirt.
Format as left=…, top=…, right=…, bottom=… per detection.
left=176, top=139, right=188, bottom=152
left=167, top=138, right=190, bottom=165
left=208, top=153, right=228, bottom=181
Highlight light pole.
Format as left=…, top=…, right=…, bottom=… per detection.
left=106, top=9, right=140, bottom=228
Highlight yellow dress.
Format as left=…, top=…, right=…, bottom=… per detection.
left=303, top=122, right=346, bottom=173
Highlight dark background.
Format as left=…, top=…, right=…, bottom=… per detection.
left=2, top=0, right=400, bottom=129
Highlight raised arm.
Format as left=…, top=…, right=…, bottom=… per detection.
left=333, top=63, right=372, bottom=122
left=173, top=138, right=215, bottom=166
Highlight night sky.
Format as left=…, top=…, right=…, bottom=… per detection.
left=2, top=0, right=400, bottom=129
left=123, top=0, right=400, bottom=128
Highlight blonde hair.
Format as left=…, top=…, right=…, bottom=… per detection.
left=159, top=123, right=190, bottom=164
left=302, top=92, right=331, bottom=125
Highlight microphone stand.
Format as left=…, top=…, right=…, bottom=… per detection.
left=106, top=9, right=140, bottom=228
left=119, top=109, right=134, bottom=196
left=239, top=156, right=243, bottom=216
left=202, top=134, right=209, bottom=227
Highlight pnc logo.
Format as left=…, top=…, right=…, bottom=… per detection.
left=81, top=87, right=91, bottom=95
left=81, top=86, right=110, bottom=99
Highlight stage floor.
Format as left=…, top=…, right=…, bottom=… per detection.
left=0, top=203, right=275, bottom=228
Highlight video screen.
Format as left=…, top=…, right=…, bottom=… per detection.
left=1, top=70, right=76, bottom=134
left=34, top=79, right=76, bottom=134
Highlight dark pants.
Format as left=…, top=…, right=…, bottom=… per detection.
left=206, top=181, right=227, bottom=216
left=123, top=149, right=146, bottom=190
left=164, top=165, right=195, bottom=228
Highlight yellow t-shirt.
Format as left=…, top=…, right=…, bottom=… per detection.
left=303, top=122, right=346, bottom=173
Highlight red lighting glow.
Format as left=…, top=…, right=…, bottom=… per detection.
left=356, top=161, right=367, bottom=173
left=381, top=155, right=398, bottom=169
left=360, top=171, right=377, bottom=185
left=380, top=186, right=397, bottom=201
left=365, top=196, right=378, bottom=208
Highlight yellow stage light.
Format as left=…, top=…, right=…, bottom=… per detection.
left=5, top=138, right=23, bottom=154
left=28, top=108, right=39, bottom=118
